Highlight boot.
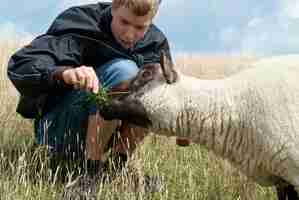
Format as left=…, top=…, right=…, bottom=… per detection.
left=62, top=160, right=104, bottom=200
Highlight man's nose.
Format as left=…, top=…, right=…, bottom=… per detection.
left=124, top=27, right=136, bottom=42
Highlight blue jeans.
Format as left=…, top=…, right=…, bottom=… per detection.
left=34, top=59, right=139, bottom=159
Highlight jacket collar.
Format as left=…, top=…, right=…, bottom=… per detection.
left=98, top=5, right=113, bottom=37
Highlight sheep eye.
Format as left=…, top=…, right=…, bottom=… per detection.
left=142, top=70, right=151, bottom=79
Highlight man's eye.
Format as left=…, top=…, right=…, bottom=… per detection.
left=136, top=26, right=146, bottom=31
left=121, top=20, right=129, bottom=25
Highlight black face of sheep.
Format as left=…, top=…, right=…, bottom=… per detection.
left=130, top=51, right=178, bottom=93
left=100, top=97, right=151, bottom=127
left=100, top=51, right=178, bottom=126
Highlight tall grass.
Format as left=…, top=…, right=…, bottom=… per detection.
left=0, top=40, right=276, bottom=200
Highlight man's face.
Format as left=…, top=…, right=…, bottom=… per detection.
left=111, top=6, right=153, bottom=49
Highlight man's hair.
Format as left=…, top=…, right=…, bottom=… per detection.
left=112, top=0, right=161, bottom=17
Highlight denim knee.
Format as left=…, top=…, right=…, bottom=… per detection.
left=96, top=59, right=139, bottom=89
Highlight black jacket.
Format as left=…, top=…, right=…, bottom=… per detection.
left=7, top=2, right=172, bottom=118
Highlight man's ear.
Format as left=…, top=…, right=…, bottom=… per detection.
left=160, top=50, right=178, bottom=84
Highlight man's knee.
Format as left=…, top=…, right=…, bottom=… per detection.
left=96, top=59, right=139, bottom=88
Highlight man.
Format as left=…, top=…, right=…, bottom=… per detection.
left=7, top=0, right=172, bottom=185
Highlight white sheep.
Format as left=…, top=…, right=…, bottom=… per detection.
left=102, top=53, right=299, bottom=200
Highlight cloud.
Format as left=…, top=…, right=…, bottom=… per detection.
left=155, top=0, right=281, bottom=54
left=241, top=18, right=299, bottom=56
left=0, top=21, right=34, bottom=44
left=219, top=27, right=241, bottom=46
left=58, top=0, right=111, bottom=11
left=279, top=0, right=299, bottom=19
left=1, top=0, right=298, bottom=56
left=217, top=0, right=299, bottom=56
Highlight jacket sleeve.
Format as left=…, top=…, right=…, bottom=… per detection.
left=7, top=34, right=83, bottom=97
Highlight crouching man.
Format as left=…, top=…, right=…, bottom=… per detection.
left=7, top=0, right=172, bottom=194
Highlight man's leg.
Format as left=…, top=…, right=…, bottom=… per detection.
left=34, top=89, right=96, bottom=182
left=86, top=59, right=148, bottom=170
left=34, top=59, right=147, bottom=175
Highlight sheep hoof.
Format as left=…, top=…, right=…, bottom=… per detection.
left=276, top=183, right=299, bottom=200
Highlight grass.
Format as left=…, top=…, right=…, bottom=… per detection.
left=0, top=40, right=276, bottom=199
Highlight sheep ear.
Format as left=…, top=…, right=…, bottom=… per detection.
left=160, top=51, right=178, bottom=84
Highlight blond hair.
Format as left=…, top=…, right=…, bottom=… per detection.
left=112, top=0, right=160, bottom=17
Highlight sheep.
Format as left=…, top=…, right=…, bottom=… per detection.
left=101, top=52, right=299, bottom=200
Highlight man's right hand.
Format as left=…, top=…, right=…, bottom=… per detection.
left=62, top=65, right=99, bottom=94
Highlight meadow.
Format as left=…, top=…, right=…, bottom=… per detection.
left=0, top=40, right=276, bottom=199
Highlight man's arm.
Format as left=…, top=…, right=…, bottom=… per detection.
left=7, top=33, right=100, bottom=98
left=7, top=35, right=78, bottom=97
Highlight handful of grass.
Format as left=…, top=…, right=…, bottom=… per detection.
left=86, top=88, right=129, bottom=110
left=86, top=88, right=111, bottom=110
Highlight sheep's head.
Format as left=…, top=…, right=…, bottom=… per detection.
left=130, top=50, right=178, bottom=94
left=100, top=51, right=179, bottom=127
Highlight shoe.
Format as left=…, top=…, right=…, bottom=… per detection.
left=61, top=160, right=104, bottom=200
left=62, top=174, right=98, bottom=200
left=105, top=153, right=164, bottom=193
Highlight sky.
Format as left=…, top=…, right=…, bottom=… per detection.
left=1, top=0, right=299, bottom=56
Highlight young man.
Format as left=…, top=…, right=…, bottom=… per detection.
left=7, top=0, right=172, bottom=182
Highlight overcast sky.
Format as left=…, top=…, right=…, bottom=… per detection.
left=1, top=0, right=299, bottom=56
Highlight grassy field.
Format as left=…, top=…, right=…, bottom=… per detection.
left=0, top=41, right=276, bottom=200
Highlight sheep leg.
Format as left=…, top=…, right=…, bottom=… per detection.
left=276, top=184, right=299, bottom=200
left=285, top=184, right=299, bottom=200
left=276, top=185, right=287, bottom=200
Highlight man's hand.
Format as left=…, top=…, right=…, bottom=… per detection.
left=62, top=65, right=99, bottom=94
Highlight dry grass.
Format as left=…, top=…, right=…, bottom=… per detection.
left=0, top=40, right=32, bottom=143
left=0, top=40, right=275, bottom=200
left=175, top=53, right=257, bottom=79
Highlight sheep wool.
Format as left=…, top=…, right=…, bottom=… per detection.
left=129, top=54, right=299, bottom=193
